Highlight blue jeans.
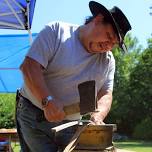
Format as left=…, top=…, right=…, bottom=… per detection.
left=16, top=96, right=77, bottom=152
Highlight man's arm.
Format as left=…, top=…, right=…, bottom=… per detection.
left=20, top=57, right=50, bottom=101
left=20, top=57, right=65, bottom=122
left=90, top=52, right=115, bottom=124
left=91, top=89, right=113, bottom=124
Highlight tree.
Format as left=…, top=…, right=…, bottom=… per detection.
left=129, top=38, right=152, bottom=125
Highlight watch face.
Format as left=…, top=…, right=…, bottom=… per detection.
left=47, top=96, right=53, bottom=101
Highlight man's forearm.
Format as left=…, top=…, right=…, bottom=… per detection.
left=97, top=90, right=113, bottom=120
left=20, top=57, right=50, bottom=102
left=20, top=57, right=66, bottom=122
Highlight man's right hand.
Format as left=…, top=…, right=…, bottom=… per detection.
left=43, top=100, right=66, bottom=122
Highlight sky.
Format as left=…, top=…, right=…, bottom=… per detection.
left=0, top=0, right=152, bottom=48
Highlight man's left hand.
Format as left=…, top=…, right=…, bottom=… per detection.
left=90, top=112, right=105, bottom=125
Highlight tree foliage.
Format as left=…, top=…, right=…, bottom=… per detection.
left=106, top=34, right=152, bottom=137
left=129, top=38, right=152, bottom=125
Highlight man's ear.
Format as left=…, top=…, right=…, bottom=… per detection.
left=93, top=14, right=104, bottom=25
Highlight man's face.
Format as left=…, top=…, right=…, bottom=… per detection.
left=85, top=14, right=119, bottom=53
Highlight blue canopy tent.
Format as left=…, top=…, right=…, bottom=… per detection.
left=0, top=34, right=37, bottom=92
left=0, top=0, right=37, bottom=92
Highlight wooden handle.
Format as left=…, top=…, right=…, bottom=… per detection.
left=63, top=102, right=80, bottom=115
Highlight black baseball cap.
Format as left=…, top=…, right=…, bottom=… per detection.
left=89, top=1, right=132, bottom=52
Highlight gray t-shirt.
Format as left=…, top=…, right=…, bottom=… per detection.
left=21, top=21, right=115, bottom=120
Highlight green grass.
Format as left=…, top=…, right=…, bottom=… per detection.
left=114, top=140, right=152, bottom=152
left=11, top=140, right=152, bottom=152
left=11, top=142, right=20, bottom=152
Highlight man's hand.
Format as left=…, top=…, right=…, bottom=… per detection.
left=90, top=112, right=105, bottom=125
left=90, top=89, right=113, bottom=125
left=43, top=99, right=65, bottom=122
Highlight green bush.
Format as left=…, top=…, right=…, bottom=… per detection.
left=133, top=117, right=152, bottom=140
left=0, top=93, right=16, bottom=128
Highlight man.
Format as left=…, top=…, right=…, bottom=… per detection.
left=16, top=1, right=131, bottom=152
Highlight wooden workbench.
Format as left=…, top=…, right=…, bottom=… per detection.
left=0, top=128, right=18, bottom=152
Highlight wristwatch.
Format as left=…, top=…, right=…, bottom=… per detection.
left=42, top=95, right=53, bottom=108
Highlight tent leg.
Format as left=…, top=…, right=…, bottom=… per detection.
left=28, top=29, right=33, bottom=45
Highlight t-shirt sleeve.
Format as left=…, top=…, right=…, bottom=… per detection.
left=26, top=23, right=58, bottom=68
left=102, top=54, right=115, bottom=92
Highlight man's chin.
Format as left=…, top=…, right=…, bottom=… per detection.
left=88, top=44, right=109, bottom=53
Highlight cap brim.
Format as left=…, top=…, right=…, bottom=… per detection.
left=89, top=1, right=127, bottom=52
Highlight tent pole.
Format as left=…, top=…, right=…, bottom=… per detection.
left=28, top=29, right=33, bottom=45
left=27, top=0, right=33, bottom=45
